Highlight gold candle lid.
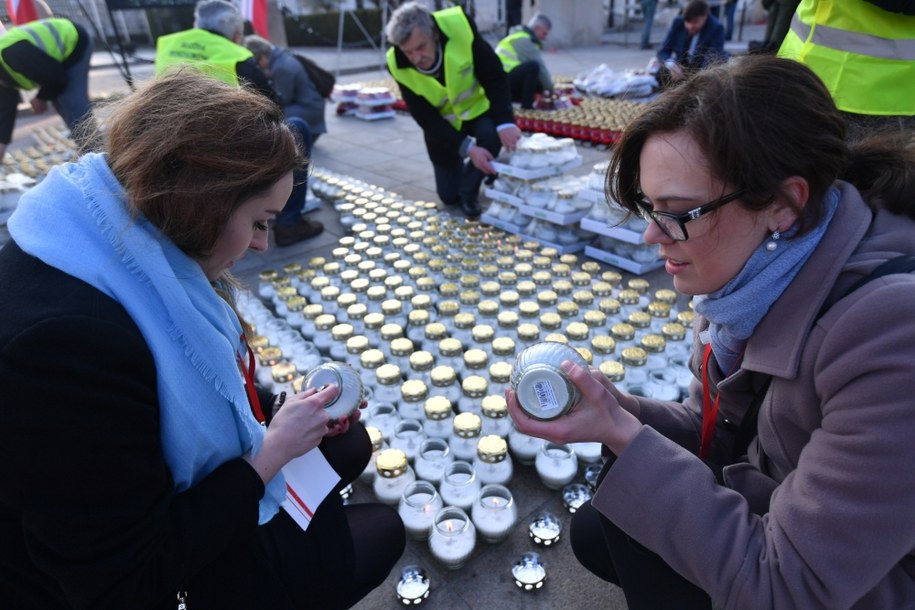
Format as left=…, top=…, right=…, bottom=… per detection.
left=424, top=395, right=453, bottom=420
left=389, top=336, right=414, bottom=357
left=566, top=322, right=590, bottom=341
left=460, top=274, right=480, bottom=288
left=532, top=255, right=551, bottom=269
left=496, top=255, right=514, bottom=269
left=489, top=360, right=512, bottom=383
left=336, top=293, right=357, bottom=309
left=322, top=261, right=342, bottom=276
left=307, top=256, right=327, bottom=270
left=424, top=322, right=448, bottom=341
left=462, top=375, right=489, bottom=398
left=537, top=290, right=558, bottom=306
left=519, top=301, right=540, bottom=318
left=366, top=426, right=383, bottom=451
left=599, top=360, right=626, bottom=382
left=342, top=253, right=361, bottom=267
left=480, top=263, right=499, bottom=278
left=592, top=281, right=614, bottom=297
left=559, top=253, right=578, bottom=266
left=276, top=285, right=298, bottom=301
left=532, top=270, right=552, bottom=285
left=655, top=288, right=678, bottom=304
left=411, top=294, right=433, bottom=310
left=599, top=298, right=621, bottom=316
left=360, top=348, right=385, bottom=369
left=640, top=334, right=667, bottom=353
left=478, top=300, right=499, bottom=317
left=572, top=290, right=594, bottom=307
left=498, top=271, right=518, bottom=286
left=438, top=301, right=460, bottom=317
left=381, top=323, right=404, bottom=341
left=628, top=311, right=651, bottom=328
left=571, top=271, right=592, bottom=286
left=454, top=312, right=476, bottom=329
left=540, top=312, right=562, bottom=330
left=366, top=285, right=387, bottom=302
left=248, top=335, right=270, bottom=352
left=492, top=336, right=516, bottom=357
left=453, top=412, right=482, bottom=437
left=583, top=310, right=607, bottom=328
left=376, top=448, right=408, bottom=477
left=376, top=363, right=403, bottom=385
left=460, top=290, right=481, bottom=306
left=610, top=322, right=635, bottom=341
left=516, top=280, right=537, bottom=296
left=439, top=337, right=464, bottom=357
left=331, top=323, right=354, bottom=341
left=408, top=309, right=431, bottom=327
left=628, top=278, right=650, bottom=294
left=303, top=304, right=324, bottom=321
left=552, top=279, right=573, bottom=295
left=471, top=324, right=495, bottom=343
left=416, top=276, right=436, bottom=291
left=552, top=263, right=572, bottom=277
left=430, top=365, right=457, bottom=386
left=401, top=379, right=429, bottom=401
left=384, top=276, right=404, bottom=291
left=677, top=310, right=696, bottom=325
left=382, top=299, right=403, bottom=316
left=346, top=335, right=370, bottom=354
left=315, top=314, right=337, bottom=331
left=286, top=296, right=306, bottom=312
left=648, top=301, right=672, bottom=318
left=618, top=289, right=640, bottom=305
left=592, top=335, right=616, bottom=355
left=259, top=269, right=279, bottom=283
left=409, top=350, right=435, bottom=371
left=439, top=282, right=460, bottom=298
left=621, top=347, right=648, bottom=367
left=481, top=395, right=508, bottom=419
left=575, top=347, right=594, bottom=365
left=319, top=286, right=340, bottom=303
left=350, top=278, right=370, bottom=293
left=544, top=332, right=569, bottom=344
left=364, top=312, right=385, bottom=330
left=258, top=346, right=283, bottom=366
left=481, top=281, right=501, bottom=296
left=464, top=348, right=489, bottom=369
left=514, top=262, right=533, bottom=277
left=662, top=322, right=687, bottom=341
left=477, top=435, right=509, bottom=463
left=497, top=311, right=520, bottom=328
left=340, top=269, right=360, bottom=284
left=518, top=323, right=540, bottom=341
left=271, top=362, right=297, bottom=383
left=394, top=285, right=415, bottom=301
left=499, top=290, right=520, bottom=307
left=581, top=261, right=601, bottom=275
left=557, top=301, right=580, bottom=319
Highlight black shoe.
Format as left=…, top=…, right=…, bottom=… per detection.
left=640, top=43, right=654, bottom=50
left=274, top=218, right=324, bottom=246
left=461, top=200, right=482, bottom=218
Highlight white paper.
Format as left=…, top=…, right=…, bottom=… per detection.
left=280, top=448, right=341, bottom=532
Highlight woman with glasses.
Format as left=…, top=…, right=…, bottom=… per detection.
left=508, top=54, right=915, bottom=609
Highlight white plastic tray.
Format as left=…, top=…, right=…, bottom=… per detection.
left=490, top=156, right=582, bottom=180
left=483, top=188, right=587, bottom=226
left=584, top=245, right=664, bottom=275
left=579, top=217, right=646, bottom=245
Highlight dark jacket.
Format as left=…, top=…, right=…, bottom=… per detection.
left=657, top=14, right=727, bottom=71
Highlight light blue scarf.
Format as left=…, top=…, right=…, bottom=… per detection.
left=8, top=153, right=284, bottom=523
left=695, top=187, right=840, bottom=374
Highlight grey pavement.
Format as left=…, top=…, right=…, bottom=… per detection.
left=3, top=15, right=770, bottom=609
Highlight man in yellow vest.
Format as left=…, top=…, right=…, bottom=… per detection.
left=496, top=13, right=554, bottom=110
left=386, top=1, right=521, bottom=218
left=0, top=17, right=95, bottom=160
left=778, top=0, right=915, bottom=140
left=156, top=0, right=323, bottom=246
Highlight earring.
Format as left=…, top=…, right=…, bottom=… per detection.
left=765, top=229, right=781, bottom=252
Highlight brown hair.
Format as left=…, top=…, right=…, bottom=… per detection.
left=683, top=0, right=709, bottom=22
left=607, top=54, right=915, bottom=237
left=105, top=69, right=304, bottom=259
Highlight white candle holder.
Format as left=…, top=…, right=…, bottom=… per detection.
left=583, top=463, right=603, bottom=493
left=562, top=483, right=593, bottom=513
left=512, top=552, right=547, bottom=591
left=390, top=419, right=427, bottom=463
left=470, top=484, right=517, bottom=543
left=428, top=506, right=476, bottom=570
left=398, top=481, right=444, bottom=541
left=528, top=512, right=562, bottom=546
left=535, top=443, right=578, bottom=490
left=395, top=565, right=430, bottom=605
left=438, top=461, right=481, bottom=512
left=413, top=438, right=454, bottom=486
left=507, top=428, right=545, bottom=466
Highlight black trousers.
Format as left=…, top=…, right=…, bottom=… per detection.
left=569, top=458, right=712, bottom=610
left=508, top=60, right=542, bottom=109
left=425, top=112, right=502, bottom=208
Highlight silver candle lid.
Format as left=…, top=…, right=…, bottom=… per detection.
left=299, top=361, right=364, bottom=421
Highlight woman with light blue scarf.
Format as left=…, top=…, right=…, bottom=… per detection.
left=508, top=55, right=915, bottom=609
left=0, top=71, right=404, bottom=609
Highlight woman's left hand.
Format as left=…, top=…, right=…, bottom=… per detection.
left=324, top=398, right=366, bottom=438
left=507, top=360, right=643, bottom=456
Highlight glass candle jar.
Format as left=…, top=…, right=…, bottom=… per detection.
left=408, top=350, right=435, bottom=387
left=462, top=348, right=489, bottom=379
left=366, top=402, right=401, bottom=442
left=329, top=324, right=354, bottom=362
left=311, top=314, right=338, bottom=355
left=406, top=309, right=432, bottom=349
left=428, top=506, right=476, bottom=570
left=528, top=511, right=562, bottom=546
left=438, top=462, right=481, bottom=512
left=449, top=412, right=483, bottom=462
left=430, top=365, right=462, bottom=407
left=390, top=419, right=427, bottom=463
left=299, top=361, right=365, bottom=423
left=358, top=425, right=387, bottom=484
left=414, top=437, right=454, bottom=485
left=374, top=363, right=404, bottom=407
left=398, top=480, right=444, bottom=541
left=345, top=335, right=370, bottom=370
left=458, top=375, right=489, bottom=415
left=535, top=442, right=578, bottom=490
left=488, top=361, right=512, bottom=399
left=373, top=448, right=416, bottom=506
left=473, top=435, right=513, bottom=486
left=399, top=379, right=429, bottom=420
left=508, top=427, right=546, bottom=466
left=480, top=394, right=513, bottom=438
left=568, top=442, right=603, bottom=465
left=422, top=395, right=454, bottom=440
left=510, top=341, right=589, bottom=420
left=471, top=484, right=517, bottom=544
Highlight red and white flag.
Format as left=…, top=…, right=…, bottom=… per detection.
left=240, top=0, right=268, bottom=39
left=6, top=0, right=40, bottom=25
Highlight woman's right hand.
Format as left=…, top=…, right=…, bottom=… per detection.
left=244, top=385, right=336, bottom=484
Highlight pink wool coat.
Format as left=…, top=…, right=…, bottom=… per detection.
left=594, top=181, right=915, bottom=609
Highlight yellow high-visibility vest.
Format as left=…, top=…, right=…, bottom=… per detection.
left=496, top=29, right=533, bottom=72
left=155, top=28, right=253, bottom=86
left=387, top=6, right=490, bottom=130
left=0, top=18, right=80, bottom=90
left=779, top=0, right=915, bottom=116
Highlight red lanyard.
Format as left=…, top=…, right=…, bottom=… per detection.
left=238, top=334, right=266, bottom=424
left=699, top=343, right=720, bottom=459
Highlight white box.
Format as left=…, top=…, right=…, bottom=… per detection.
left=483, top=188, right=523, bottom=207
left=490, top=156, right=583, bottom=180
left=480, top=213, right=525, bottom=235
left=483, top=188, right=588, bottom=226
left=584, top=246, right=664, bottom=275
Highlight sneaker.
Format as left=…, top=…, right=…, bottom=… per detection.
left=274, top=218, right=324, bottom=246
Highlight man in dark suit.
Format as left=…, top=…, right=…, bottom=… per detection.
left=656, top=0, right=727, bottom=85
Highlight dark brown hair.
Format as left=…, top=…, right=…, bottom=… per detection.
left=608, top=54, right=915, bottom=237
left=683, top=0, right=709, bottom=22
left=105, top=69, right=304, bottom=259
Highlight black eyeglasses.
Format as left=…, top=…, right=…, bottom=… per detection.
left=635, top=189, right=746, bottom=241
